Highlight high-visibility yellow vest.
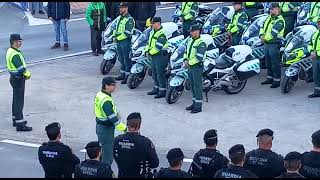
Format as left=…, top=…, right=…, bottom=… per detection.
left=145, top=27, right=168, bottom=55
left=113, top=15, right=134, bottom=41
left=244, top=2, right=256, bottom=8
left=260, top=15, right=285, bottom=43
left=308, top=30, right=320, bottom=57
left=181, top=2, right=196, bottom=21
left=309, top=2, right=320, bottom=23
left=6, top=47, right=31, bottom=77
left=185, top=37, right=206, bottom=66
left=227, top=11, right=248, bottom=34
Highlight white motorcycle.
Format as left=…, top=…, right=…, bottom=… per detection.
left=100, top=17, right=141, bottom=75
left=295, top=2, right=311, bottom=27
left=127, top=22, right=184, bottom=89
left=165, top=34, right=220, bottom=104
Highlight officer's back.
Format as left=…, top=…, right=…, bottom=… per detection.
left=244, top=129, right=286, bottom=178
left=214, top=144, right=257, bottom=178
left=38, top=122, right=80, bottom=178
left=113, top=112, right=159, bottom=178
left=74, top=141, right=113, bottom=178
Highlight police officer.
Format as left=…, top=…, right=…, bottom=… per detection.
left=277, top=151, right=305, bottom=178
left=38, top=122, right=80, bottom=178
left=227, top=2, right=249, bottom=45
left=155, top=148, right=192, bottom=178
left=243, top=2, right=261, bottom=21
left=95, top=77, right=127, bottom=165
left=113, top=112, right=159, bottom=178
left=244, top=128, right=286, bottom=178
left=180, top=2, right=199, bottom=38
left=145, top=17, right=169, bottom=99
left=308, top=2, right=320, bottom=25
left=214, top=144, right=257, bottom=178
left=280, top=2, right=299, bottom=36
left=299, top=129, right=320, bottom=178
left=113, top=2, right=135, bottom=84
left=6, top=34, right=32, bottom=131
left=260, top=3, right=285, bottom=88
left=188, top=129, right=229, bottom=178
left=184, top=24, right=207, bottom=114
left=307, top=18, right=320, bottom=98
left=74, top=141, right=113, bottom=178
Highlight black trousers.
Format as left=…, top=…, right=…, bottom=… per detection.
left=90, top=27, right=103, bottom=52
left=9, top=75, right=27, bottom=125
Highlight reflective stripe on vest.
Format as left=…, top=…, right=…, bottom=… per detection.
left=147, top=27, right=168, bottom=55
left=309, top=30, right=320, bottom=56
left=228, top=11, right=247, bottom=33
left=186, top=37, right=206, bottom=66
left=262, top=15, right=285, bottom=42
left=94, top=91, right=117, bottom=122
left=6, top=47, right=26, bottom=73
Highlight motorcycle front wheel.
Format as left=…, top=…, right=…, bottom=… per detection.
left=222, top=80, right=247, bottom=94
left=127, top=69, right=146, bottom=89
left=166, top=85, right=184, bottom=104
left=281, top=75, right=298, bottom=94
left=100, top=58, right=116, bottom=75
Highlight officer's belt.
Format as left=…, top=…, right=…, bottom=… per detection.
left=96, top=118, right=114, bottom=127
left=152, top=50, right=168, bottom=56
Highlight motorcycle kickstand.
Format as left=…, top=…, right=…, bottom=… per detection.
left=205, top=91, right=209, bottom=102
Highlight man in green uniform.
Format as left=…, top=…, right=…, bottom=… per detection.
left=243, top=2, right=260, bottom=21
left=113, top=2, right=135, bottom=84
left=307, top=18, right=320, bottom=98
left=280, top=2, right=299, bottom=37
left=308, top=2, right=320, bottom=25
left=184, top=24, right=207, bottom=114
left=260, top=3, right=285, bottom=88
left=227, top=2, right=249, bottom=46
left=145, top=17, right=169, bottom=99
left=180, top=2, right=199, bottom=38
left=6, top=34, right=32, bottom=131
left=95, top=76, right=127, bottom=165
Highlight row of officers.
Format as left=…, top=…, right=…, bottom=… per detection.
left=38, top=121, right=320, bottom=178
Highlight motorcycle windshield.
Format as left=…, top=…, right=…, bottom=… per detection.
left=132, top=27, right=152, bottom=50
left=284, top=34, right=304, bottom=53
left=105, top=18, right=118, bottom=38
left=240, top=15, right=267, bottom=46
left=202, top=7, right=229, bottom=33
left=170, top=38, right=189, bottom=62
left=296, top=2, right=311, bottom=25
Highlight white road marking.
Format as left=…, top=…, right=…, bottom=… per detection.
left=1, top=139, right=41, bottom=148
left=183, top=158, right=193, bottom=163
left=80, top=149, right=86, bottom=153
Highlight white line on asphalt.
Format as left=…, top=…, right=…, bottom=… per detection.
left=80, top=149, right=87, bottom=153
left=183, top=158, right=193, bottom=163
left=1, top=139, right=41, bottom=148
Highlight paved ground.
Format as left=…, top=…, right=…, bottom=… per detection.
left=0, top=54, right=319, bottom=177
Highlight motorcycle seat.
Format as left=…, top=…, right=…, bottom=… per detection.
left=214, top=58, right=235, bottom=69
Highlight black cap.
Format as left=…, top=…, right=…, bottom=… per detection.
left=120, top=2, right=129, bottom=7
left=270, top=2, right=280, bottom=9
left=166, top=148, right=184, bottom=162
left=85, top=141, right=101, bottom=149
left=312, top=129, right=320, bottom=140
left=284, top=151, right=302, bottom=161
left=203, top=129, right=217, bottom=142
left=190, top=24, right=201, bottom=32
left=45, top=122, right=61, bottom=133
left=256, top=128, right=274, bottom=137
left=102, top=77, right=116, bottom=86
left=229, top=144, right=245, bottom=155
left=10, top=34, right=22, bottom=41
left=152, top=17, right=161, bottom=23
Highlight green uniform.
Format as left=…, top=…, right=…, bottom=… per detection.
left=145, top=26, right=169, bottom=93
left=95, top=90, right=126, bottom=165
left=113, top=13, right=135, bottom=78
left=180, top=2, right=198, bottom=38
left=184, top=36, right=207, bottom=109
left=280, top=2, right=299, bottom=36
left=259, top=14, right=285, bottom=83
left=227, top=9, right=248, bottom=45
left=308, top=2, right=320, bottom=24
left=307, top=29, right=320, bottom=93
left=243, top=2, right=260, bottom=21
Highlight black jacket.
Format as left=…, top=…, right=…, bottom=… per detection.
left=299, top=151, right=320, bottom=178
left=155, top=168, right=192, bottom=178
left=189, top=148, right=229, bottom=178
left=113, top=132, right=159, bottom=178
left=38, top=141, right=80, bottom=178
left=244, top=148, right=286, bottom=178
left=214, top=165, right=257, bottom=178
left=276, top=172, right=305, bottom=178
left=105, top=2, right=120, bottom=20
left=128, top=2, right=156, bottom=21
left=74, top=159, right=113, bottom=178
left=47, top=2, right=70, bottom=20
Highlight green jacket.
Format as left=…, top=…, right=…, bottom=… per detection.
left=86, top=2, right=107, bottom=29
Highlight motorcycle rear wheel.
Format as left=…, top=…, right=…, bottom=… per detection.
left=281, top=75, right=298, bottom=94
left=222, top=79, right=247, bottom=94
left=127, top=69, right=146, bottom=89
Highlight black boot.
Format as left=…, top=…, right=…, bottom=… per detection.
left=16, top=124, right=32, bottom=131
left=13, top=121, right=26, bottom=127
left=147, top=88, right=159, bottom=95
left=154, top=90, right=166, bottom=99
left=191, top=103, right=202, bottom=114
left=308, top=89, right=320, bottom=98
left=186, top=101, right=195, bottom=111
left=270, top=81, right=280, bottom=88
left=261, top=78, right=273, bottom=85
left=115, top=73, right=125, bottom=81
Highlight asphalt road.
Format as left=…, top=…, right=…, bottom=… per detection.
left=0, top=2, right=230, bottom=69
